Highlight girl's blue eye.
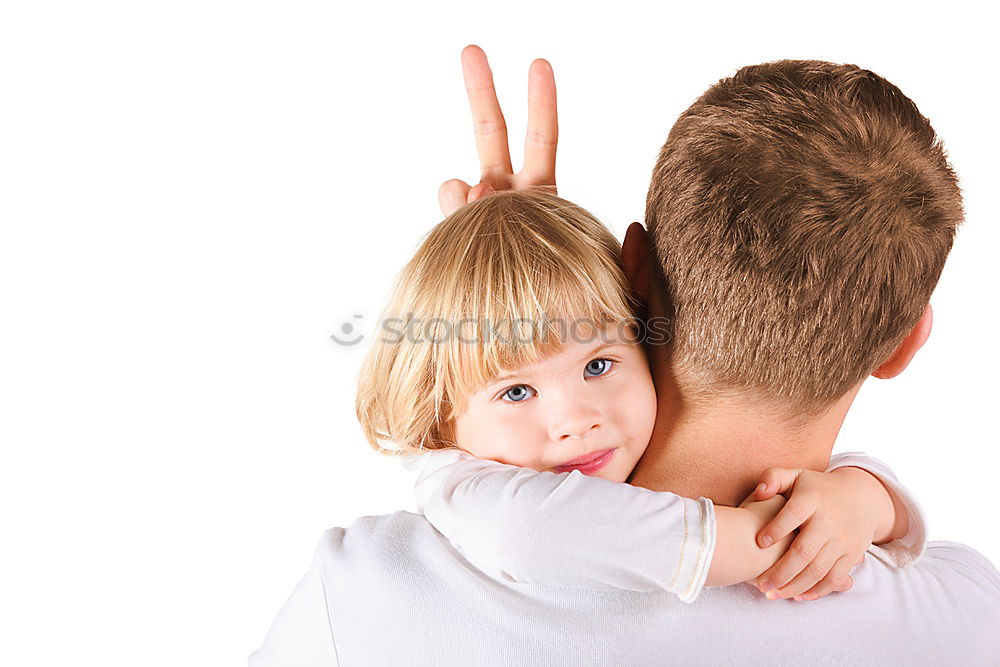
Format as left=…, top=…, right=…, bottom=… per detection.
left=501, top=385, right=536, bottom=403
left=585, top=358, right=614, bottom=377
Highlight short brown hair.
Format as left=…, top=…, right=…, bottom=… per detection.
left=646, top=60, right=963, bottom=414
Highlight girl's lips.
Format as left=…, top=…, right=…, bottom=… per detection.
left=553, top=448, right=617, bottom=475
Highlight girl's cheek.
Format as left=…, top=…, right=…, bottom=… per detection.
left=625, top=366, right=658, bottom=436
left=490, top=415, right=542, bottom=467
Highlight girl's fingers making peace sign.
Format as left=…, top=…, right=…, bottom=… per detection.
left=438, top=45, right=558, bottom=216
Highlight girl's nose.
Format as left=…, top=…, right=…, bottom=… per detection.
left=547, top=399, right=601, bottom=441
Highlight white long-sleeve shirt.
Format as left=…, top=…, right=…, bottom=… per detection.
left=406, top=449, right=928, bottom=602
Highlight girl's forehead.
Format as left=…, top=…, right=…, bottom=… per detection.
left=540, top=315, right=640, bottom=348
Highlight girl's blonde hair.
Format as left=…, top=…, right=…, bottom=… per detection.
left=355, top=189, right=639, bottom=457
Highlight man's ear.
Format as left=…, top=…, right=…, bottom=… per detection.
left=621, top=222, right=651, bottom=304
left=872, top=304, right=933, bottom=379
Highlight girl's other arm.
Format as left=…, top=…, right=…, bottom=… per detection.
left=825, top=452, right=926, bottom=567
left=750, top=453, right=924, bottom=601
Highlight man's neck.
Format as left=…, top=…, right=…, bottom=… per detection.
left=627, top=379, right=860, bottom=506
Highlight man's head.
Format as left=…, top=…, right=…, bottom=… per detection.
left=640, top=59, right=962, bottom=418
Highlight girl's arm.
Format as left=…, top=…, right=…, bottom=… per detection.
left=825, top=452, right=926, bottom=567
left=406, top=448, right=791, bottom=602
left=748, top=452, right=926, bottom=602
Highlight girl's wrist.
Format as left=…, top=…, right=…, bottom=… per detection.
left=709, top=500, right=789, bottom=586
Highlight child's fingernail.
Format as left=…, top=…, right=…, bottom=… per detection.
left=757, top=482, right=767, bottom=494
left=765, top=589, right=780, bottom=600
left=794, top=595, right=804, bottom=601
left=760, top=535, right=773, bottom=547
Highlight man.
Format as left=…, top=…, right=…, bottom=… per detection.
left=250, top=47, right=1000, bottom=665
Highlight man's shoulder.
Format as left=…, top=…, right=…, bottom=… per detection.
left=309, top=511, right=480, bottom=590
left=918, top=541, right=1000, bottom=592
left=849, top=539, right=1000, bottom=636
left=307, top=511, right=532, bottom=656
left=313, top=510, right=441, bottom=559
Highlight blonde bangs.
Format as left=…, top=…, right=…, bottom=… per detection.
left=356, top=189, right=638, bottom=457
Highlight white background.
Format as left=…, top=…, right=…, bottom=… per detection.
left=1, top=1, right=997, bottom=665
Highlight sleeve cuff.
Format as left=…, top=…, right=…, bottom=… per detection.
left=676, top=497, right=717, bottom=603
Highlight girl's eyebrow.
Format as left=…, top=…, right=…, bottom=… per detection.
left=579, top=341, right=628, bottom=361
left=487, top=370, right=526, bottom=388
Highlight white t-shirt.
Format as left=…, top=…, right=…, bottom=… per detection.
left=250, top=451, right=1000, bottom=665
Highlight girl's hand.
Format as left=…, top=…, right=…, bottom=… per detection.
left=438, top=45, right=558, bottom=216
left=750, top=467, right=883, bottom=601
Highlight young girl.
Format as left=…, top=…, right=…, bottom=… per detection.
left=355, top=189, right=924, bottom=603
